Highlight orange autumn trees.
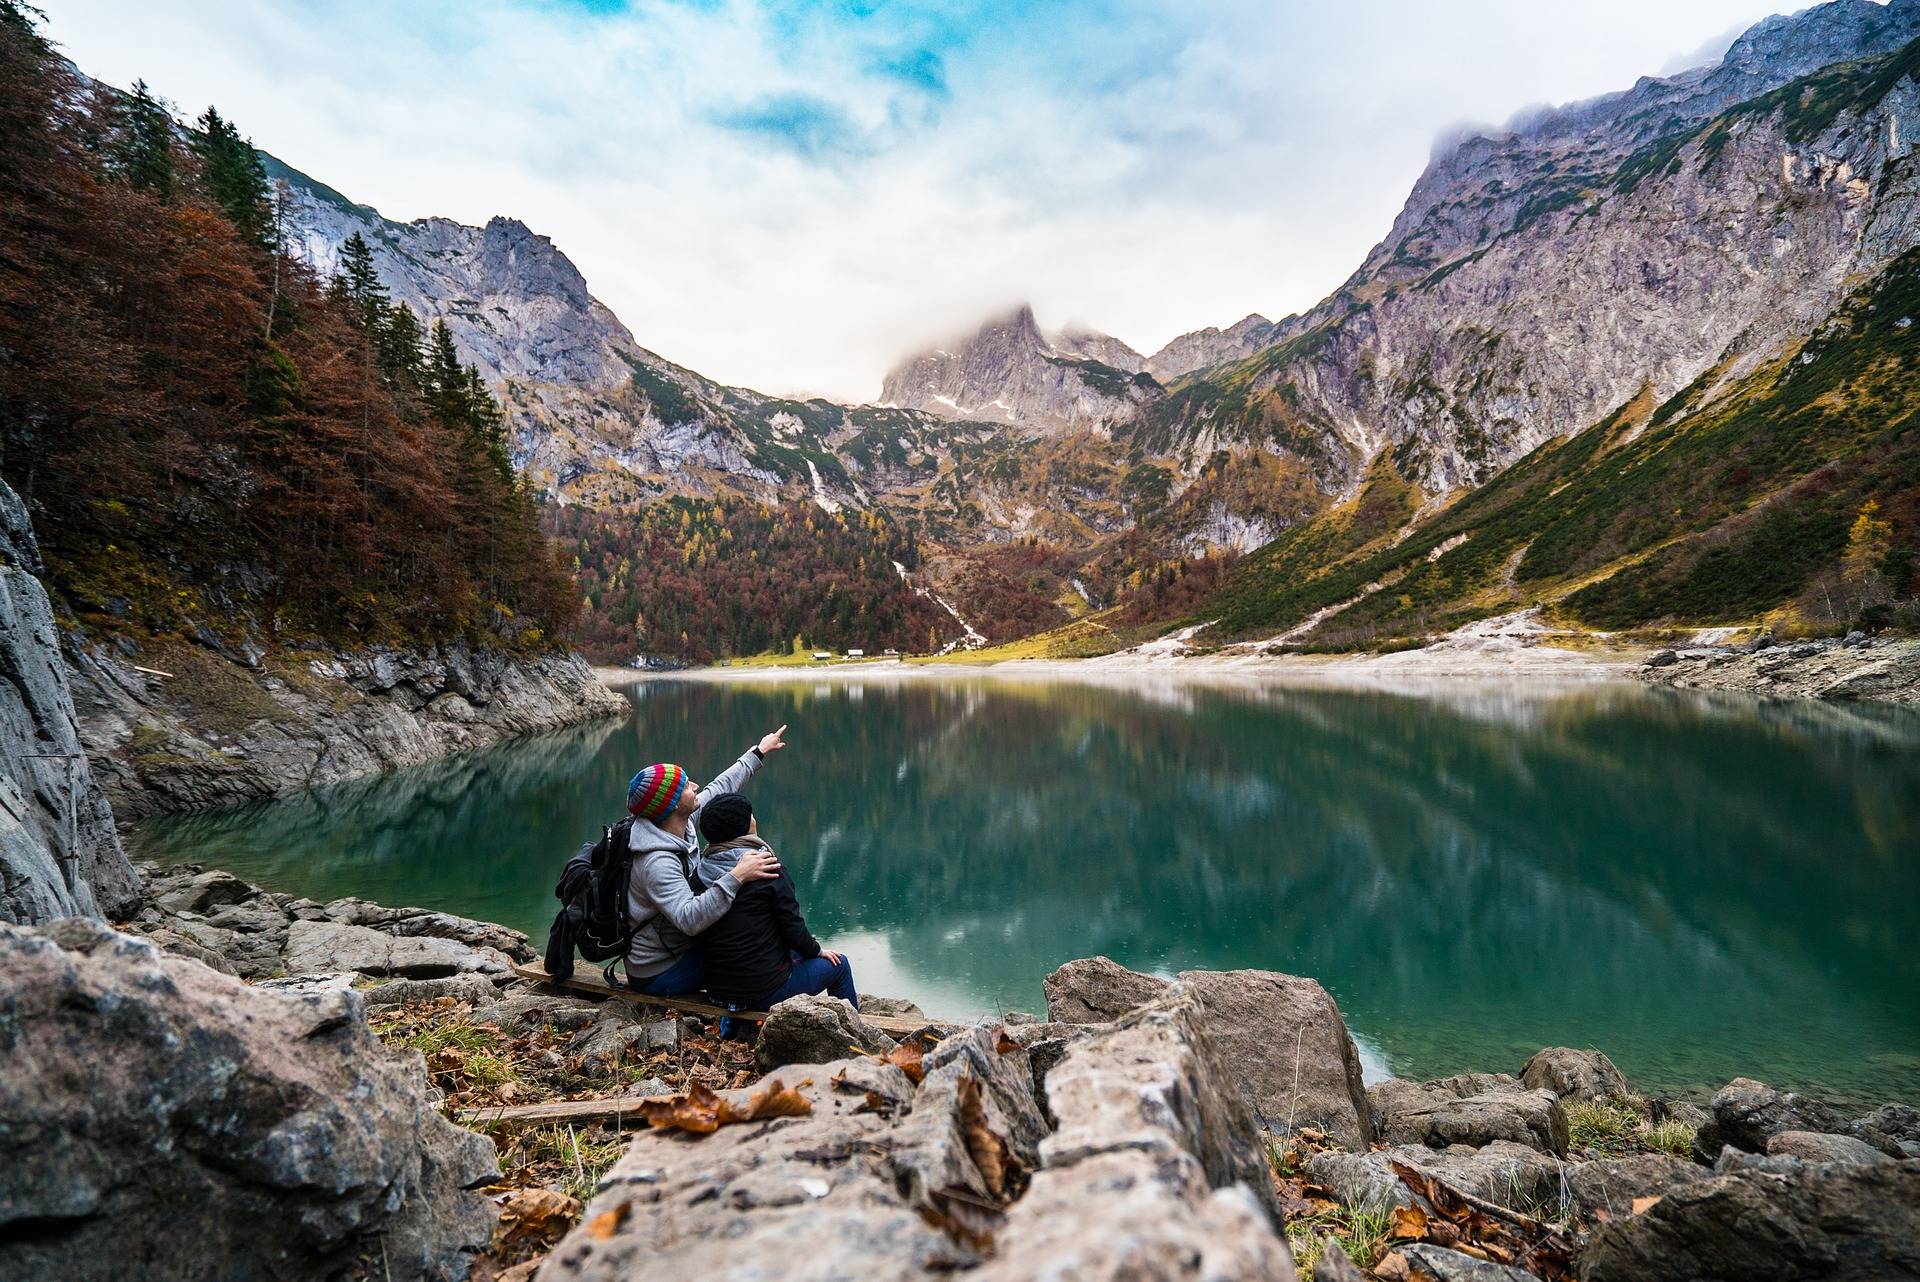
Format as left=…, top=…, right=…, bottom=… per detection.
left=0, top=2, right=574, bottom=648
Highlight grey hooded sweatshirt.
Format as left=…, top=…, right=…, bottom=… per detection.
left=622, top=746, right=763, bottom=977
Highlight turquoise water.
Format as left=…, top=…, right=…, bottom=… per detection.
left=131, top=675, right=1920, bottom=1105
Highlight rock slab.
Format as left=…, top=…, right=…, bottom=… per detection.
left=1043, top=956, right=1374, bottom=1150
left=0, top=477, right=138, bottom=924
left=0, top=919, right=497, bottom=1281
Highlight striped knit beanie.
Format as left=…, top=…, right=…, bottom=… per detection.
left=627, top=763, right=688, bottom=820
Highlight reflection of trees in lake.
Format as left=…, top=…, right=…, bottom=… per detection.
left=136, top=678, right=1920, bottom=1102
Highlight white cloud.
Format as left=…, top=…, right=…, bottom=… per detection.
left=43, top=0, right=1793, bottom=401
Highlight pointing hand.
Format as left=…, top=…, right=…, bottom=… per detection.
left=758, top=724, right=789, bottom=755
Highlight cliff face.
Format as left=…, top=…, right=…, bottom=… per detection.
left=1143, top=2, right=1920, bottom=495
left=0, top=480, right=138, bottom=923
left=67, top=638, right=627, bottom=820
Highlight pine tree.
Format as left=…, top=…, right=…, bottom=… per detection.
left=109, top=79, right=174, bottom=199
left=336, top=232, right=388, bottom=332
left=376, top=301, right=425, bottom=392
left=193, top=105, right=272, bottom=249
left=423, top=320, right=466, bottom=422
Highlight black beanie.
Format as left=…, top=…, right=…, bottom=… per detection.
left=698, top=792, right=754, bottom=845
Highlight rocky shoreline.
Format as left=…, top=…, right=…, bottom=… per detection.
left=1634, top=633, right=1920, bottom=704
left=4, top=862, right=1912, bottom=1282
left=67, top=637, right=627, bottom=820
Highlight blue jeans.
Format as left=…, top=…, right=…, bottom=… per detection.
left=762, top=953, right=858, bottom=1010
left=626, top=951, right=707, bottom=997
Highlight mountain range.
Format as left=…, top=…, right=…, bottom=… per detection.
left=261, top=0, right=1920, bottom=654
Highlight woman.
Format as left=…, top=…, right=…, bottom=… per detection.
left=691, top=792, right=857, bottom=1011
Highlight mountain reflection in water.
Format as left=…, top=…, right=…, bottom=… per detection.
left=132, top=676, right=1920, bottom=1104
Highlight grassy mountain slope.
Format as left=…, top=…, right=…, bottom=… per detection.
left=1196, top=246, right=1920, bottom=645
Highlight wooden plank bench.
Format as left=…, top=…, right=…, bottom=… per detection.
left=509, top=961, right=942, bottom=1040
left=457, top=1096, right=662, bottom=1127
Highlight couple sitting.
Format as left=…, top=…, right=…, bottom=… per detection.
left=619, top=724, right=857, bottom=1013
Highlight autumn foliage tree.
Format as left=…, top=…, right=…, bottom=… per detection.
left=548, top=498, right=958, bottom=663
left=0, top=2, right=574, bottom=647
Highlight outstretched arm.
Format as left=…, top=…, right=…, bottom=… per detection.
left=697, top=725, right=789, bottom=807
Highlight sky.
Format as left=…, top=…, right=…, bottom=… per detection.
left=44, top=0, right=1801, bottom=402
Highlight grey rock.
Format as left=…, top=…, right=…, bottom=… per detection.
left=0, top=478, right=139, bottom=925
left=1845, top=629, right=1870, bottom=647
left=756, top=993, right=897, bottom=1070
left=1767, top=1130, right=1894, bottom=1166
left=472, top=987, right=608, bottom=1030
left=980, top=986, right=1294, bottom=1279
left=1579, top=1158, right=1920, bottom=1282
left=362, top=973, right=503, bottom=1008
left=324, top=898, right=535, bottom=961
left=858, top=993, right=926, bottom=1020
left=252, top=970, right=359, bottom=997
left=1307, top=1141, right=1560, bottom=1214
left=1316, top=1239, right=1368, bottom=1282
left=537, top=1056, right=976, bottom=1280
left=282, top=917, right=514, bottom=979
left=152, top=867, right=259, bottom=915
left=1851, top=1104, right=1920, bottom=1159
left=1042, top=954, right=1171, bottom=1022
left=1693, top=1077, right=1849, bottom=1160
left=1401, top=1244, right=1541, bottom=1282
left=1789, top=643, right=1822, bottom=658
left=567, top=1017, right=676, bottom=1072
left=1644, top=649, right=1679, bottom=668
left=1043, top=957, right=1374, bottom=1150
left=0, top=919, right=495, bottom=1281
left=1564, top=1154, right=1706, bottom=1219
left=1519, top=1046, right=1629, bottom=1101
left=1371, top=1077, right=1570, bottom=1155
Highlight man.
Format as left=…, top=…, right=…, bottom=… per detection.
left=621, top=724, right=788, bottom=996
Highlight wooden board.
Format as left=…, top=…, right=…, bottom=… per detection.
left=457, top=1096, right=660, bottom=1127
left=508, top=961, right=945, bottom=1039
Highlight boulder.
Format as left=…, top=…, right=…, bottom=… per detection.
left=1519, top=1047, right=1628, bottom=1101
left=1564, top=1154, right=1706, bottom=1220
left=0, top=919, right=496, bottom=1281
left=1043, top=957, right=1373, bottom=1150
left=1041, top=954, right=1171, bottom=1022
left=151, top=867, right=260, bottom=916
left=756, top=993, right=897, bottom=1070
left=1766, top=1130, right=1894, bottom=1166
left=1579, top=1158, right=1920, bottom=1281
left=363, top=973, right=503, bottom=1008
left=860, top=994, right=927, bottom=1020
left=536, top=1056, right=969, bottom=1281
left=1643, top=649, right=1678, bottom=668
left=1400, top=1244, right=1541, bottom=1282
left=1692, top=1077, right=1849, bottom=1161
left=1851, top=1104, right=1920, bottom=1159
left=566, top=1016, right=677, bottom=1072
left=1370, top=1077, right=1569, bottom=1155
left=282, top=916, right=514, bottom=979
left=323, top=897, right=535, bottom=961
left=1307, top=1141, right=1560, bottom=1214
left=541, top=991, right=1296, bottom=1282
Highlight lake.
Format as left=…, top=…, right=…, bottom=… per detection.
left=130, top=673, right=1920, bottom=1106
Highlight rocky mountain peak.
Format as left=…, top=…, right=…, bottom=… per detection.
left=1144, top=313, right=1281, bottom=382
left=880, top=306, right=1160, bottom=429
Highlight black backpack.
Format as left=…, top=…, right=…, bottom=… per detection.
left=543, top=817, right=639, bottom=981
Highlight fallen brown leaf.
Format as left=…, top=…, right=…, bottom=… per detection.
left=1389, top=1204, right=1429, bottom=1241
left=886, top=1041, right=927, bottom=1083
left=1631, top=1195, right=1662, bottom=1215
left=495, top=1187, right=582, bottom=1251
left=1373, top=1249, right=1411, bottom=1282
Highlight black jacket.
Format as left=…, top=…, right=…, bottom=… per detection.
left=693, top=862, right=821, bottom=1007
